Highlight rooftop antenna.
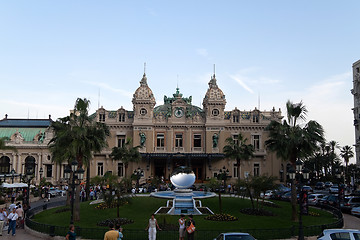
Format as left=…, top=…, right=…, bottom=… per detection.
left=27, top=108, right=30, bottom=119
left=213, top=64, right=216, bottom=77
left=177, top=74, right=179, bottom=89
left=258, top=92, right=261, bottom=110
left=144, top=62, right=146, bottom=75
left=98, top=88, right=100, bottom=109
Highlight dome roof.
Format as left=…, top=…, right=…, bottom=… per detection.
left=204, top=74, right=225, bottom=101
left=133, top=73, right=155, bottom=101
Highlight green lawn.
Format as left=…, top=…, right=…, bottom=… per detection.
left=32, top=196, right=338, bottom=239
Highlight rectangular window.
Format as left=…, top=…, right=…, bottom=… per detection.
left=99, top=113, right=105, bottom=122
left=232, top=135, right=239, bottom=145
left=175, top=134, right=183, bottom=148
left=233, top=115, right=239, bottom=123
left=157, top=133, right=165, bottom=147
left=117, top=135, right=126, bottom=148
left=119, top=113, right=125, bottom=122
left=97, top=162, right=104, bottom=176
left=233, top=163, right=238, bottom=178
left=193, top=134, right=201, bottom=148
left=254, top=163, right=260, bottom=177
left=252, top=135, right=260, bottom=151
left=46, top=164, right=52, bottom=178
left=118, top=163, right=124, bottom=177
left=252, top=114, right=259, bottom=123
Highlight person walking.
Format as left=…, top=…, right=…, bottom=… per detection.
left=0, top=208, right=7, bottom=236
left=66, top=224, right=76, bottom=240
left=178, top=214, right=186, bottom=240
left=15, top=205, right=24, bottom=228
left=7, top=208, right=18, bottom=236
left=186, top=214, right=196, bottom=240
left=104, top=223, right=119, bottom=240
left=115, top=224, right=123, bottom=240
left=146, top=214, right=161, bottom=240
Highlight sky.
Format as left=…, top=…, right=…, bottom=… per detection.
left=0, top=1, right=359, bottom=163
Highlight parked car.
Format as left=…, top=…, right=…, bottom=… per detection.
left=308, top=194, right=326, bottom=206
left=341, top=196, right=360, bottom=213
left=302, top=185, right=313, bottom=192
left=325, top=182, right=333, bottom=188
left=317, top=229, right=360, bottom=240
left=214, top=232, right=256, bottom=240
left=271, top=190, right=289, bottom=200
left=329, top=184, right=339, bottom=194
left=260, top=190, right=274, bottom=199
left=48, top=189, right=58, bottom=197
left=318, top=195, right=339, bottom=207
left=315, top=182, right=325, bottom=190
left=350, top=206, right=360, bottom=217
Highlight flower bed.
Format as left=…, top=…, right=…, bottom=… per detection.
left=204, top=213, right=238, bottom=221
left=97, top=218, right=134, bottom=227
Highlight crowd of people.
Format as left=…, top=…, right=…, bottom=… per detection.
left=0, top=201, right=25, bottom=236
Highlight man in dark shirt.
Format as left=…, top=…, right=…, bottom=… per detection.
left=187, top=214, right=195, bottom=240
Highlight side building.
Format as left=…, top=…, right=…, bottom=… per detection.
left=352, top=59, right=360, bottom=166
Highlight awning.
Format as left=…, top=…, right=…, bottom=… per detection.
left=1, top=183, right=28, bottom=188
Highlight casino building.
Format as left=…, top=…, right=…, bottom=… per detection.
left=0, top=72, right=287, bottom=185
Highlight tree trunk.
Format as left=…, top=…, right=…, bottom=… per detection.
left=218, top=192, right=222, bottom=214
left=74, top=184, right=81, bottom=222
left=237, top=158, right=241, bottom=180
left=66, top=190, right=71, bottom=206
left=291, top=179, right=298, bottom=221
left=85, top=165, right=90, bottom=201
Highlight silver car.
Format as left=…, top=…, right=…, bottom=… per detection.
left=351, top=206, right=360, bottom=217
left=214, top=232, right=256, bottom=240
left=317, top=229, right=360, bottom=240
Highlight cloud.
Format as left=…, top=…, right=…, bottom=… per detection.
left=229, top=74, right=254, bottom=94
left=196, top=48, right=208, bottom=57
left=84, top=81, right=133, bottom=98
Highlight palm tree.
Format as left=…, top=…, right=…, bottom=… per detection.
left=340, top=145, right=354, bottom=183
left=48, top=98, right=109, bottom=221
left=110, top=137, right=141, bottom=178
left=223, top=133, right=254, bottom=180
left=265, top=100, right=324, bottom=221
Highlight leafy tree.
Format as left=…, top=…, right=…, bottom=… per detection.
left=265, top=100, right=324, bottom=221
left=48, top=98, right=109, bottom=221
left=207, top=178, right=224, bottom=213
left=340, top=145, right=354, bottom=183
left=223, top=133, right=254, bottom=180
left=110, top=137, right=141, bottom=178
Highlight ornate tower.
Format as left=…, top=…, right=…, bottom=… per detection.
left=202, top=74, right=226, bottom=122
left=132, top=73, right=156, bottom=124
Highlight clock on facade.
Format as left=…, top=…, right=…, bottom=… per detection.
left=174, top=107, right=184, bottom=118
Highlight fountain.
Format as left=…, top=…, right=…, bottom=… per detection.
left=150, top=166, right=215, bottom=215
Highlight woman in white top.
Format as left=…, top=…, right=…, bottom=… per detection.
left=178, top=214, right=186, bottom=240
left=145, top=214, right=161, bottom=240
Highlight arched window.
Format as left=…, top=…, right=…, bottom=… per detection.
left=0, top=156, right=10, bottom=174
left=25, top=156, right=36, bottom=174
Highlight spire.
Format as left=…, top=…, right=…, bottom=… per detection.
left=140, top=62, right=147, bottom=86
left=208, top=64, right=218, bottom=88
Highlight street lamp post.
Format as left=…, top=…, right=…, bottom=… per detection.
left=39, top=167, right=44, bottom=198
left=288, top=160, right=310, bottom=240
left=10, top=169, right=16, bottom=183
left=133, top=168, right=144, bottom=193
left=218, top=166, right=230, bottom=192
left=64, top=159, right=84, bottom=224
left=335, top=168, right=343, bottom=210
left=25, top=166, right=34, bottom=207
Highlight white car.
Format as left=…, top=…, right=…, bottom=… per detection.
left=308, top=194, right=326, bottom=206
left=214, top=232, right=256, bottom=240
left=351, top=206, right=360, bottom=217
left=317, top=229, right=360, bottom=240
